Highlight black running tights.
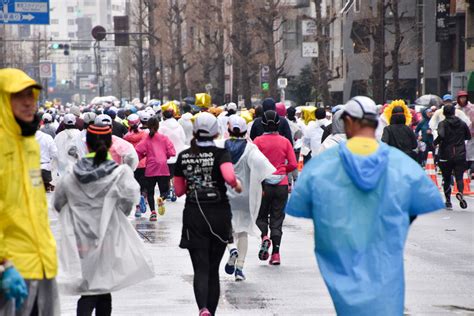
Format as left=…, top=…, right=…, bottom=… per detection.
left=77, top=294, right=111, bottom=316
left=188, top=243, right=226, bottom=315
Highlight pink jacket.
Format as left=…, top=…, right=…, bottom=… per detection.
left=124, top=129, right=147, bottom=168
left=254, top=133, right=297, bottom=185
left=136, top=132, right=176, bottom=177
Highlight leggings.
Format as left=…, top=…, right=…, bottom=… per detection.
left=234, top=232, right=248, bottom=270
left=188, top=242, right=226, bottom=315
left=77, top=294, right=112, bottom=316
left=439, top=160, right=466, bottom=202
left=145, top=176, right=170, bottom=211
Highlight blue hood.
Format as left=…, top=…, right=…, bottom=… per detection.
left=339, top=142, right=389, bottom=191
left=225, top=138, right=247, bottom=164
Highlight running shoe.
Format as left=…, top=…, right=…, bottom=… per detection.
left=150, top=211, right=157, bottom=222
left=445, top=201, right=453, bottom=211
left=134, top=208, right=142, bottom=218
left=235, top=268, right=246, bottom=281
left=456, top=192, right=468, bottom=209
left=199, top=308, right=211, bottom=316
left=269, top=253, right=281, bottom=265
left=157, top=197, right=166, bottom=215
left=225, top=248, right=239, bottom=275
left=170, top=188, right=177, bottom=202
left=139, top=196, right=147, bottom=213
left=258, top=236, right=272, bottom=261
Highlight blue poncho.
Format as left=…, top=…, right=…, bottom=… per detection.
left=286, top=141, right=443, bottom=315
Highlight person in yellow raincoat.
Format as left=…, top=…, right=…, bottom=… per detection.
left=0, top=69, right=59, bottom=315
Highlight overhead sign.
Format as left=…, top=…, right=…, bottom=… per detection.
left=302, top=20, right=316, bottom=36
left=302, top=42, right=319, bottom=58
left=0, top=0, right=50, bottom=24
left=39, top=60, right=52, bottom=79
left=435, top=0, right=450, bottom=42
left=277, top=78, right=288, bottom=89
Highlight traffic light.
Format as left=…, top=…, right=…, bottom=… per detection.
left=49, top=43, right=70, bottom=56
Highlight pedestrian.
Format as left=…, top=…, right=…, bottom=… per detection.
left=434, top=104, right=471, bottom=210
left=415, top=108, right=435, bottom=165
left=54, top=113, right=84, bottom=176
left=381, top=100, right=418, bottom=160
left=178, top=103, right=194, bottom=146
left=249, top=98, right=293, bottom=144
left=222, top=115, right=275, bottom=281
left=173, top=112, right=242, bottom=316
left=286, top=106, right=303, bottom=189
left=318, top=109, right=346, bottom=154
left=136, top=116, right=176, bottom=221
left=54, top=123, right=154, bottom=316
left=456, top=90, right=474, bottom=176
left=56, top=105, right=84, bottom=133
left=253, top=110, right=297, bottom=265
left=159, top=109, right=189, bottom=201
left=40, top=112, right=57, bottom=138
left=36, top=126, right=58, bottom=193
left=286, top=96, right=444, bottom=316
left=0, top=68, right=60, bottom=315
left=124, top=113, right=149, bottom=217
left=105, top=108, right=128, bottom=138
left=429, top=94, right=471, bottom=138
left=302, top=107, right=330, bottom=161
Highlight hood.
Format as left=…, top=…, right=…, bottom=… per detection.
left=0, top=68, right=42, bottom=137
left=331, top=111, right=345, bottom=134
left=445, top=115, right=463, bottom=128
left=225, top=138, right=247, bottom=164
left=457, top=90, right=469, bottom=106
left=421, top=108, right=430, bottom=120
left=339, top=142, right=389, bottom=191
left=73, top=157, right=118, bottom=184
left=181, top=112, right=193, bottom=121
left=276, top=102, right=287, bottom=117
left=162, top=117, right=180, bottom=129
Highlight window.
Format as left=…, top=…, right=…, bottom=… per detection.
left=51, top=32, right=60, bottom=38
left=67, top=7, right=74, bottom=13
left=51, top=19, right=59, bottom=24
left=68, top=32, right=75, bottom=38
left=351, top=20, right=370, bottom=54
left=354, top=0, right=360, bottom=12
left=68, top=19, right=75, bottom=25
left=283, top=19, right=299, bottom=50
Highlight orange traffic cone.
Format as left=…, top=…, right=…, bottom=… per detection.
left=452, top=171, right=473, bottom=195
left=425, top=151, right=439, bottom=187
left=297, top=152, right=304, bottom=172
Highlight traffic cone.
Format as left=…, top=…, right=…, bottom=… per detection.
left=297, top=151, right=304, bottom=172
left=425, top=151, right=439, bottom=187
left=452, top=171, right=473, bottom=196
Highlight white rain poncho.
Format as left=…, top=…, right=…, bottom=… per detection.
left=54, top=161, right=154, bottom=295
left=224, top=141, right=275, bottom=236
left=159, top=118, right=188, bottom=164
left=54, top=129, right=85, bottom=176
left=178, top=112, right=194, bottom=146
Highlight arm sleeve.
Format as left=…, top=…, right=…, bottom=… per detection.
left=116, top=167, right=141, bottom=216
left=220, top=162, right=238, bottom=187
left=173, top=176, right=187, bottom=197
left=166, top=137, right=176, bottom=158
left=50, top=138, right=58, bottom=161
left=409, top=163, right=444, bottom=215
left=285, top=165, right=313, bottom=218
left=135, top=139, right=147, bottom=160
left=415, top=123, right=422, bottom=135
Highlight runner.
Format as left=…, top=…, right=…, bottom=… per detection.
left=174, top=112, right=242, bottom=316
left=222, top=115, right=275, bottom=281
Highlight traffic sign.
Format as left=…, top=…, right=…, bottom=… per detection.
left=302, top=42, right=319, bottom=58
left=0, top=0, right=50, bottom=25
left=92, top=25, right=106, bottom=41
left=39, top=60, right=52, bottom=79
left=278, top=78, right=288, bottom=89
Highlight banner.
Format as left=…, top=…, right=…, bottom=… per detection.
left=436, top=0, right=450, bottom=42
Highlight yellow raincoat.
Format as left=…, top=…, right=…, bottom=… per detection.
left=0, top=68, right=57, bottom=279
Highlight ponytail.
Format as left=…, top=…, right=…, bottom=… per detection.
left=190, top=137, right=200, bottom=155
left=86, top=124, right=113, bottom=166
left=93, top=139, right=109, bottom=166
left=147, top=117, right=159, bottom=138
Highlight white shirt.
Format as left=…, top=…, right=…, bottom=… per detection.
left=35, top=130, right=58, bottom=171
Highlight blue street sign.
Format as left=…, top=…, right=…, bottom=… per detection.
left=0, top=0, right=50, bottom=25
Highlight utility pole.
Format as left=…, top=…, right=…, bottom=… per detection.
left=137, top=0, right=145, bottom=102
left=416, top=0, right=424, bottom=96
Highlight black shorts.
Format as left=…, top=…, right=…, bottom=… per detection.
left=41, top=169, right=52, bottom=184
left=179, top=202, right=232, bottom=249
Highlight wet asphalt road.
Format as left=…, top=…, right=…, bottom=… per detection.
left=47, top=193, right=474, bottom=315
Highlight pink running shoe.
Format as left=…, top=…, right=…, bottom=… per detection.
left=199, top=308, right=211, bottom=316
left=269, top=253, right=280, bottom=265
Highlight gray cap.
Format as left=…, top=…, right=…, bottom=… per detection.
left=63, top=113, right=76, bottom=126
left=94, top=114, right=113, bottom=126
left=343, top=96, right=378, bottom=122
left=193, top=112, right=219, bottom=137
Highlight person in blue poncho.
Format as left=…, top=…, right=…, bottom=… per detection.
left=286, top=96, right=444, bottom=316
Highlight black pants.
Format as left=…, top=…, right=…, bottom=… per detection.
left=145, top=176, right=170, bottom=211
left=188, top=243, right=226, bottom=315
left=439, top=160, right=466, bottom=202
left=134, top=168, right=147, bottom=194
left=256, top=183, right=288, bottom=253
left=77, top=294, right=111, bottom=316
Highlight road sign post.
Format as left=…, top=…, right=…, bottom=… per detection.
left=0, top=0, right=50, bottom=24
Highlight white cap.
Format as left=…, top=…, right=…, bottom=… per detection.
left=227, top=102, right=237, bottom=111
left=82, top=112, right=97, bottom=124
left=138, top=110, right=152, bottom=122
left=95, top=114, right=113, bottom=126
left=343, top=96, right=378, bottom=121
left=42, top=113, right=53, bottom=123
left=145, top=107, right=156, bottom=115
left=193, top=112, right=219, bottom=137
left=63, top=113, right=76, bottom=126
left=228, top=114, right=247, bottom=133
left=127, top=113, right=140, bottom=125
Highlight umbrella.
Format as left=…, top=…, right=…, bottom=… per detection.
left=415, top=94, right=442, bottom=107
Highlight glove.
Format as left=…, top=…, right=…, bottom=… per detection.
left=1, top=266, right=28, bottom=309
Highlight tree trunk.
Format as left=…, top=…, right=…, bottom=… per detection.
left=147, top=0, right=159, bottom=99
left=371, top=0, right=385, bottom=104
left=390, top=0, right=401, bottom=99
left=137, top=0, right=146, bottom=102
left=214, top=0, right=225, bottom=105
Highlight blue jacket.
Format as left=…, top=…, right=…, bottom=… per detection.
left=286, top=141, right=443, bottom=316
